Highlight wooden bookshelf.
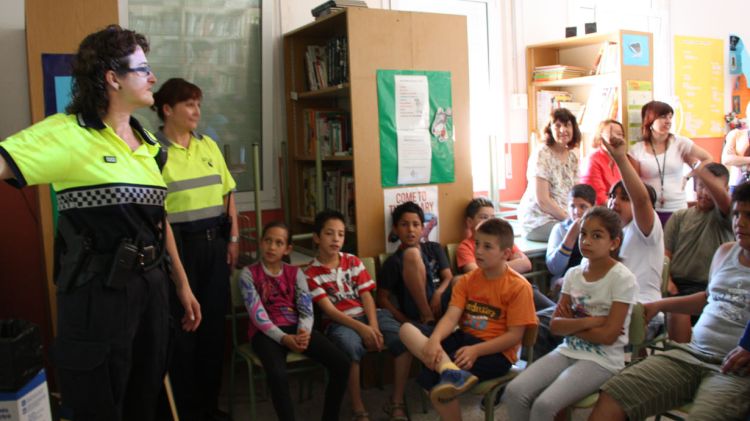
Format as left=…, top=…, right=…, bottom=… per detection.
left=283, top=8, right=473, bottom=258
left=527, top=30, right=653, bottom=156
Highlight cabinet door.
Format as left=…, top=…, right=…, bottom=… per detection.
left=128, top=0, right=263, bottom=193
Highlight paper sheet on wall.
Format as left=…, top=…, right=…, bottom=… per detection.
left=397, top=131, right=431, bottom=184
left=394, top=75, right=432, bottom=183
left=383, top=186, right=439, bottom=254
left=674, top=36, right=724, bottom=138
left=625, top=80, right=653, bottom=142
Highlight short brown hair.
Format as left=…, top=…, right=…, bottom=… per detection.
left=152, top=78, right=203, bottom=121
left=476, top=218, right=514, bottom=250
left=592, top=119, right=624, bottom=148
left=543, top=108, right=581, bottom=149
left=640, top=101, right=674, bottom=144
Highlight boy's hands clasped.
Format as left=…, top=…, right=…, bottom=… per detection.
left=358, top=323, right=384, bottom=351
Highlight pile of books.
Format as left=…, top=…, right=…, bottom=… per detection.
left=312, top=0, right=368, bottom=19
left=536, top=90, right=585, bottom=129
left=532, top=65, right=591, bottom=82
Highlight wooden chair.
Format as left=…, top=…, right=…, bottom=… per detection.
left=470, top=323, right=539, bottom=421
left=564, top=302, right=647, bottom=420
left=226, top=269, right=323, bottom=420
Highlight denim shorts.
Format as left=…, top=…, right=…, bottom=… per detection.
left=325, top=308, right=406, bottom=362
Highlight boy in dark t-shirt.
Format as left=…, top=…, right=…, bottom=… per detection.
left=378, top=201, right=454, bottom=324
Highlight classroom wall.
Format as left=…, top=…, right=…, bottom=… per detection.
left=500, top=0, right=750, bottom=201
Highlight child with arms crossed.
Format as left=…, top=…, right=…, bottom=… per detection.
left=504, top=207, right=636, bottom=421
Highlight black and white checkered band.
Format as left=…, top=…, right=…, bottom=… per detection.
left=57, top=185, right=167, bottom=211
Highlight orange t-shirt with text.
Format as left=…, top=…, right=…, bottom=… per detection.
left=449, top=267, right=537, bottom=363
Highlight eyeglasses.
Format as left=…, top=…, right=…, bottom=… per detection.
left=124, top=65, right=152, bottom=77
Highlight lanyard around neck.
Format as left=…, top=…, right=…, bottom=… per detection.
left=649, top=138, right=669, bottom=207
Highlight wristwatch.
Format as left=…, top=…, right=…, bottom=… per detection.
left=230, top=235, right=239, bottom=243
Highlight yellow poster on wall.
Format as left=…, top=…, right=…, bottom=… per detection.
left=674, top=36, right=724, bottom=138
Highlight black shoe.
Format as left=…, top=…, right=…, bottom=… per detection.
left=479, top=387, right=504, bottom=412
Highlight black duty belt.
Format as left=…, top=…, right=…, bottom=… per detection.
left=180, top=226, right=222, bottom=241
left=88, top=245, right=161, bottom=272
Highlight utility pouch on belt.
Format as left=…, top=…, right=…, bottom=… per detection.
left=104, top=240, right=139, bottom=290
left=55, top=218, right=92, bottom=293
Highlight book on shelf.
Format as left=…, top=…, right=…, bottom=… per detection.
left=532, top=65, right=591, bottom=81
left=302, top=109, right=352, bottom=157
left=537, top=90, right=583, bottom=129
left=312, top=0, right=367, bottom=18
left=579, top=85, right=619, bottom=133
left=300, top=168, right=355, bottom=230
left=340, top=174, right=355, bottom=229
left=304, top=36, right=348, bottom=91
left=301, top=167, right=318, bottom=219
left=593, top=42, right=619, bottom=75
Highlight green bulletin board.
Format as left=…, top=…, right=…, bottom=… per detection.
left=377, top=70, right=454, bottom=187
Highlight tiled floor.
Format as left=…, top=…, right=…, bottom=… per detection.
left=217, top=367, right=599, bottom=421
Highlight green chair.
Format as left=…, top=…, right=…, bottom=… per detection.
left=564, top=302, right=647, bottom=420
left=635, top=256, right=673, bottom=357
left=471, top=323, right=539, bottom=421
left=226, top=269, right=324, bottom=420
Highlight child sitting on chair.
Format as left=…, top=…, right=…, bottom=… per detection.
left=239, top=221, right=349, bottom=421
left=504, top=207, right=637, bottom=420
left=305, top=210, right=411, bottom=421
left=399, top=218, right=538, bottom=421
left=545, top=184, right=597, bottom=300
left=458, top=197, right=554, bottom=311
left=664, top=162, right=733, bottom=343
left=379, top=201, right=454, bottom=324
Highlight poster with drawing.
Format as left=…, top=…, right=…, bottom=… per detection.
left=383, top=186, right=439, bottom=254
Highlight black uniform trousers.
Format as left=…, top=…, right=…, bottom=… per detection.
left=53, top=265, right=170, bottom=421
left=169, top=229, right=229, bottom=421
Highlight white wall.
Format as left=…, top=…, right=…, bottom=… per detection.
left=0, top=0, right=30, bottom=139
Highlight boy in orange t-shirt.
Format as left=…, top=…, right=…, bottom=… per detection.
left=399, top=218, right=538, bottom=420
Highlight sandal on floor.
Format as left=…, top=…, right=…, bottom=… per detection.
left=383, top=401, right=408, bottom=421
left=351, top=410, right=369, bottom=421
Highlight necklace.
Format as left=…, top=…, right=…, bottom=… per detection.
left=650, top=138, right=669, bottom=208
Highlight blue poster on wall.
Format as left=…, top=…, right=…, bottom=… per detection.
left=622, top=34, right=650, bottom=67
left=42, top=53, right=75, bottom=230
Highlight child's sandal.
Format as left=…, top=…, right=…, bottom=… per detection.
left=351, top=410, right=369, bottom=421
left=383, top=401, right=408, bottom=421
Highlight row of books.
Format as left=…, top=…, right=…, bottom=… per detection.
left=536, top=90, right=585, bottom=129
left=311, top=0, right=367, bottom=18
left=300, top=167, right=355, bottom=229
left=302, top=109, right=352, bottom=157
left=304, top=36, right=348, bottom=91
left=532, top=65, right=591, bottom=81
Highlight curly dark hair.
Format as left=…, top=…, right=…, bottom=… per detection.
left=66, top=25, right=150, bottom=118
left=543, top=108, right=581, bottom=150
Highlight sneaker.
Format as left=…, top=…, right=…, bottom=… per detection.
left=429, top=369, right=478, bottom=402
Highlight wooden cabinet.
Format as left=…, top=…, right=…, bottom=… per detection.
left=283, top=8, right=473, bottom=258
left=526, top=30, right=653, bottom=154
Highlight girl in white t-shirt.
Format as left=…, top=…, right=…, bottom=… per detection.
left=629, top=101, right=711, bottom=225
left=504, top=207, right=637, bottom=421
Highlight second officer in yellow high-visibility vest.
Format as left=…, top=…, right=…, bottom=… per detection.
left=151, top=78, right=238, bottom=421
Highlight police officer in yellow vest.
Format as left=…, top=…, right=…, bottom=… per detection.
left=0, top=26, right=201, bottom=421
left=152, top=78, right=238, bottom=421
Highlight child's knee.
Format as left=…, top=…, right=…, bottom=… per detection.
left=402, top=247, right=424, bottom=268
